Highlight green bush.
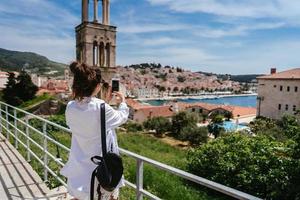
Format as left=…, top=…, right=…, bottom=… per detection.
left=224, top=111, right=233, bottom=121
left=171, top=111, right=199, bottom=138
left=249, top=116, right=300, bottom=141
left=187, top=134, right=297, bottom=199
left=208, top=115, right=224, bottom=138
left=279, top=115, right=300, bottom=139
left=143, top=117, right=171, bottom=136
left=123, top=121, right=143, bottom=132
left=249, top=117, right=278, bottom=133
left=180, top=126, right=208, bottom=145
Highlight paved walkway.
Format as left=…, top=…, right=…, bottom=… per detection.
left=0, top=135, right=69, bottom=200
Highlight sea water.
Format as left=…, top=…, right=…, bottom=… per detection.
left=142, top=95, right=257, bottom=107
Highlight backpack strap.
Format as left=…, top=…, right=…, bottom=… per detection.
left=101, top=103, right=107, bottom=156
left=90, top=168, right=97, bottom=200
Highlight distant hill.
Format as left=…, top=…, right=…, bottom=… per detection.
left=0, top=48, right=67, bottom=76
left=197, top=71, right=262, bottom=83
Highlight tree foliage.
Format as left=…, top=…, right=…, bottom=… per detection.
left=2, top=70, right=38, bottom=106
left=208, top=115, right=224, bottom=138
left=123, top=121, right=143, bottom=132
left=179, top=126, right=208, bottom=145
left=2, top=72, right=22, bottom=106
left=143, top=117, right=171, bottom=136
left=187, top=134, right=299, bottom=199
left=249, top=116, right=300, bottom=141
left=171, top=111, right=199, bottom=138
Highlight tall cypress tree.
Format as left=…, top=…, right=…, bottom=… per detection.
left=2, top=72, right=22, bottom=106
left=15, top=70, right=38, bottom=102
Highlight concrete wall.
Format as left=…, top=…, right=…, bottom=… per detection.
left=257, top=79, right=300, bottom=119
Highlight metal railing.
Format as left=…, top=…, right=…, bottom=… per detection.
left=0, top=101, right=261, bottom=200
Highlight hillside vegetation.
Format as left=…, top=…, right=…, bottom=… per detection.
left=0, top=48, right=66, bottom=76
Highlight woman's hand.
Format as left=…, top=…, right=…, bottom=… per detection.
left=112, top=92, right=125, bottom=105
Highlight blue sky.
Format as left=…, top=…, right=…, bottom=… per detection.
left=0, top=0, right=300, bottom=74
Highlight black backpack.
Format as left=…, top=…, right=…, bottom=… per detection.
left=90, top=103, right=124, bottom=199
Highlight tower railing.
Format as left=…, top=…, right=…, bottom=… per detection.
left=0, top=101, right=261, bottom=200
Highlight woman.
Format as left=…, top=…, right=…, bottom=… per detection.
left=61, top=62, right=129, bottom=200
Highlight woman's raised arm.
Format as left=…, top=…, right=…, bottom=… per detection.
left=105, top=102, right=129, bottom=129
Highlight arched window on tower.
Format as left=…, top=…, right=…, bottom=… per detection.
left=99, top=42, right=105, bottom=67
left=93, top=41, right=98, bottom=66
left=105, top=43, right=111, bottom=67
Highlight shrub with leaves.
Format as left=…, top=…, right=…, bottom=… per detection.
left=171, top=111, right=199, bottom=138
left=143, top=117, right=171, bottom=136
left=187, top=134, right=297, bottom=199
left=123, top=121, right=143, bottom=132
left=180, top=126, right=208, bottom=145
left=207, top=114, right=224, bottom=138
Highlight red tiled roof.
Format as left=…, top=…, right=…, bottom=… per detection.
left=126, top=98, right=146, bottom=109
left=231, top=106, right=256, bottom=118
left=137, top=105, right=174, bottom=118
left=257, top=68, right=300, bottom=80
left=177, top=102, right=256, bottom=118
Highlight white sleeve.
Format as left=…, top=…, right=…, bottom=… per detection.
left=65, top=101, right=72, bottom=127
left=105, top=102, right=129, bottom=129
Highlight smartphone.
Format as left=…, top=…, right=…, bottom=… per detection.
left=112, top=79, right=119, bottom=92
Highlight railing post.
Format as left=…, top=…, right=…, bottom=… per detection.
left=136, top=159, right=144, bottom=200
left=5, top=105, right=9, bottom=140
left=14, top=109, right=18, bottom=149
left=26, top=115, right=31, bottom=162
left=43, top=122, right=48, bottom=182
left=0, top=104, right=2, bottom=134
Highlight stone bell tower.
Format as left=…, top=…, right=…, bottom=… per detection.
left=75, top=0, right=116, bottom=83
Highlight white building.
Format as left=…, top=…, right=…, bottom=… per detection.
left=0, top=71, right=9, bottom=89
left=257, top=68, right=300, bottom=119
left=30, top=74, right=49, bottom=87
left=0, top=71, right=19, bottom=90
left=132, top=87, right=159, bottom=99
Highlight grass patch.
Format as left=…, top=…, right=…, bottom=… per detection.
left=118, top=132, right=229, bottom=200
left=19, top=93, right=53, bottom=109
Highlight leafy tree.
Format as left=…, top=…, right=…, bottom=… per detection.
left=177, top=75, right=186, bottom=83
left=208, top=115, right=224, bottom=138
left=15, top=70, right=38, bottom=102
left=279, top=115, right=300, bottom=138
left=123, top=121, right=143, bottom=132
left=224, top=111, right=233, bottom=121
left=140, top=69, right=147, bottom=75
left=2, top=72, right=22, bottom=106
left=173, top=87, right=179, bottom=93
left=171, top=111, right=199, bottom=138
left=249, top=117, right=278, bottom=133
left=180, top=126, right=208, bottom=145
left=187, top=134, right=295, bottom=199
left=249, top=116, right=293, bottom=141
left=143, top=117, right=171, bottom=136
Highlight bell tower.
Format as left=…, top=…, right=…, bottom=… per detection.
left=76, top=0, right=116, bottom=83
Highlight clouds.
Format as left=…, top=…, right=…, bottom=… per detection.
left=0, top=0, right=299, bottom=74
left=147, top=0, right=300, bottom=22
left=0, top=0, right=77, bottom=63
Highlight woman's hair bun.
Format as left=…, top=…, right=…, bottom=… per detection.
left=69, top=61, right=102, bottom=100
left=69, top=61, right=87, bottom=74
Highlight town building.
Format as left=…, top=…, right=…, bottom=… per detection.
left=0, top=71, right=19, bottom=89
left=126, top=98, right=256, bottom=123
left=0, top=71, right=9, bottom=89
left=30, top=74, right=49, bottom=87
left=257, top=68, right=300, bottom=119
left=132, top=87, right=159, bottom=99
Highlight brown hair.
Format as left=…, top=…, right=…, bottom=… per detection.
left=69, top=61, right=102, bottom=100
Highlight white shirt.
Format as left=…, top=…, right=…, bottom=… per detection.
left=60, top=97, right=129, bottom=200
